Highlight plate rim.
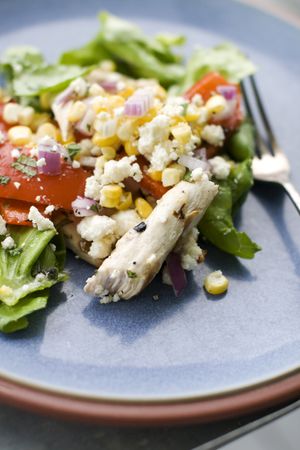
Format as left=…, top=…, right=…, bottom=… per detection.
left=0, top=370, right=299, bottom=425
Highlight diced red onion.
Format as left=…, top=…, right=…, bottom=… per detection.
left=54, top=85, right=75, bottom=105
left=216, top=85, right=237, bottom=101
left=38, top=149, right=61, bottom=175
left=71, top=196, right=97, bottom=217
left=98, top=80, right=118, bottom=93
left=166, top=252, right=187, bottom=297
left=178, top=155, right=208, bottom=171
left=124, top=89, right=153, bottom=117
left=194, top=147, right=207, bottom=161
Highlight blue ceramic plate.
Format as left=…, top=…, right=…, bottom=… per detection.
left=0, top=0, right=299, bottom=418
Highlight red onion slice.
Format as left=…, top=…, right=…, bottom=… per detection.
left=54, top=85, right=75, bottom=105
left=38, top=149, right=61, bottom=175
left=71, top=196, right=97, bottom=217
left=216, top=85, right=237, bottom=101
left=166, top=252, right=187, bottom=297
left=99, top=80, right=118, bottom=93
left=178, top=155, right=208, bottom=171
left=124, top=89, right=153, bottom=117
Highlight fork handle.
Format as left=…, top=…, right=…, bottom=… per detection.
left=283, top=182, right=300, bottom=215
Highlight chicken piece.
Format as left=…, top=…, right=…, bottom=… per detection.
left=85, top=175, right=218, bottom=302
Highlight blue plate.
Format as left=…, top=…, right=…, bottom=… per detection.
left=0, top=0, right=300, bottom=410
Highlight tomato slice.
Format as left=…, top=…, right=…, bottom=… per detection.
left=0, top=142, right=91, bottom=211
left=0, top=198, right=45, bottom=226
left=184, top=72, right=242, bottom=130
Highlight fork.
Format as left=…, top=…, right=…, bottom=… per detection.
left=241, top=75, right=300, bottom=214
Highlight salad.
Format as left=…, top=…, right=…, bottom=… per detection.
left=0, top=12, right=260, bottom=332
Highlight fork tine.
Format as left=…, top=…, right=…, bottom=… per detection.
left=250, top=75, right=278, bottom=150
left=241, top=80, right=263, bottom=157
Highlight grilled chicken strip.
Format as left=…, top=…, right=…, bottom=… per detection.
left=85, top=175, right=218, bottom=301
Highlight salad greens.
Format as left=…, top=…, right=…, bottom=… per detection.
left=0, top=226, right=67, bottom=333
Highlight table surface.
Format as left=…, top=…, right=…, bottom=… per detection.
left=0, top=1, right=299, bottom=449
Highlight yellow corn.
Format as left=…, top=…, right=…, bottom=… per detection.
left=100, top=60, right=116, bottom=72
left=135, top=108, right=157, bottom=126
left=8, top=126, right=32, bottom=146
left=185, top=104, right=201, bottom=122
left=117, top=120, right=136, bottom=141
left=3, top=103, right=22, bottom=124
left=101, top=146, right=116, bottom=160
left=205, top=95, right=227, bottom=117
left=124, top=141, right=138, bottom=156
left=119, top=86, right=135, bottom=99
left=204, top=270, right=229, bottom=295
left=100, top=185, right=123, bottom=208
left=40, top=92, right=53, bottom=110
left=68, top=101, right=87, bottom=122
left=92, top=132, right=120, bottom=147
left=116, top=191, right=133, bottom=210
left=31, top=113, right=51, bottom=131
left=36, top=122, right=58, bottom=140
left=109, top=95, right=125, bottom=109
left=89, top=83, right=105, bottom=97
left=162, top=167, right=182, bottom=187
left=148, top=170, right=162, bottom=181
left=169, top=163, right=186, bottom=178
left=171, top=122, right=192, bottom=145
left=135, top=197, right=153, bottom=219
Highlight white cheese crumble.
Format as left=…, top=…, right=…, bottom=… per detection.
left=13, top=181, right=21, bottom=190
left=191, top=93, right=204, bottom=107
left=201, top=124, right=225, bottom=147
left=150, top=141, right=178, bottom=171
left=161, top=96, right=186, bottom=117
left=179, top=228, right=204, bottom=271
left=111, top=210, right=141, bottom=237
left=1, top=236, right=15, bottom=250
left=88, top=235, right=116, bottom=260
left=11, top=148, right=21, bottom=159
left=191, top=167, right=204, bottom=182
left=0, top=215, right=7, bottom=235
left=84, top=176, right=102, bottom=201
left=77, top=215, right=117, bottom=242
left=36, top=157, right=46, bottom=167
left=28, top=206, right=55, bottom=231
left=70, top=77, right=88, bottom=97
left=138, top=114, right=170, bottom=157
left=100, top=156, right=142, bottom=185
left=72, top=160, right=81, bottom=169
left=0, top=131, right=6, bottom=144
left=44, top=205, right=55, bottom=215
left=209, top=156, right=231, bottom=180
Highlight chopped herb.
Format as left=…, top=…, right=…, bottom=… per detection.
left=183, top=170, right=192, bottom=181
left=127, top=270, right=137, bottom=278
left=67, top=143, right=81, bottom=160
left=8, top=247, right=23, bottom=256
left=90, top=203, right=101, bottom=213
left=11, top=154, right=37, bottom=178
left=134, top=222, right=147, bottom=232
left=0, top=176, right=10, bottom=185
left=86, top=123, right=92, bottom=132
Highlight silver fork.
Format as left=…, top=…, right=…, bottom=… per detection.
left=241, top=75, right=300, bottom=214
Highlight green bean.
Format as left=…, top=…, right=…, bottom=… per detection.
left=226, top=120, right=255, bottom=161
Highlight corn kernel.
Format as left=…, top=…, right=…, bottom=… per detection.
left=89, top=83, right=105, bottom=97
left=148, top=170, right=162, bottom=181
left=116, top=191, right=133, bottom=210
left=92, top=132, right=120, bottom=147
left=135, top=108, right=157, bottom=126
left=171, top=122, right=192, bottom=145
left=169, top=163, right=186, bottom=178
left=135, top=197, right=153, bottom=219
left=162, top=167, right=182, bottom=187
left=109, top=95, right=125, bottom=109
left=36, top=122, right=58, bottom=140
left=8, top=126, right=32, bottom=146
left=92, top=97, right=109, bottom=114
left=185, top=104, right=200, bottom=122
left=101, top=146, right=116, bottom=160
left=3, top=103, right=22, bottom=124
left=18, top=106, right=35, bottom=126
left=204, top=270, right=229, bottom=295
left=205, top=95, right=227, bottom=117
left=68, top=101, right=87, bottom=122
left=124, top=141, right=138, bottom=156
left=119, top=86, right=135, bottom=99
left=31, top=113, right=51, bottom=131
left=100, top=185, right=123, bottom=208
left=117, top=120, right=136, bottom=141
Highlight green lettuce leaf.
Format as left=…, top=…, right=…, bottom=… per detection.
left=176, top=42, right=257, bottom=93
left=199, top=160, right=261, bottom=259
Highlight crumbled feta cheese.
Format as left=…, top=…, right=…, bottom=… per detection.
left=209, top=156, right=231, bottom=180
left=11, top=148, right=20, bottom=159
left=138, top=114, right=170, bottom=157
left=161, top=96, right=187, bottom=117
left=77, top=215, right=117, bottom=242
left=111, top=210, right=141, bottom=237
left=179, top=228, right=204, bottom=271
left=0, top=215, right=7, bottom=235
left=70, top=77, right=87, bottom=97
left=36, top=157, right=46, bottom=167
left=1, top=236, right=15, bottom=250
left=201, top=124, right=225, bottom=147
left=35, top=196, right=41, bottom=202
left=72, top=160, right=81, bottom=169
left=35, top=273, right=46, bottom=282
left=100, top=156, right=142, bottom=185
left=84, top=176, right=102, bottom=201
left=29, top=147, right=38, bottom=158
left=197, top=107, right=209, bottom=125
left=80, top=139, right=93, bottom=154
left=13, top=182, right=21, bottom=190
left=191, top=167, right=204, bottom=182
left=28, top=206, right=55, bottom=231
left=150, top=141, right=178, bottom=171
left=44, top=205, right=55, bottom=215
left=88, top=235, right=116, bottom=260
left=162, top=266, right=172, bottom=286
